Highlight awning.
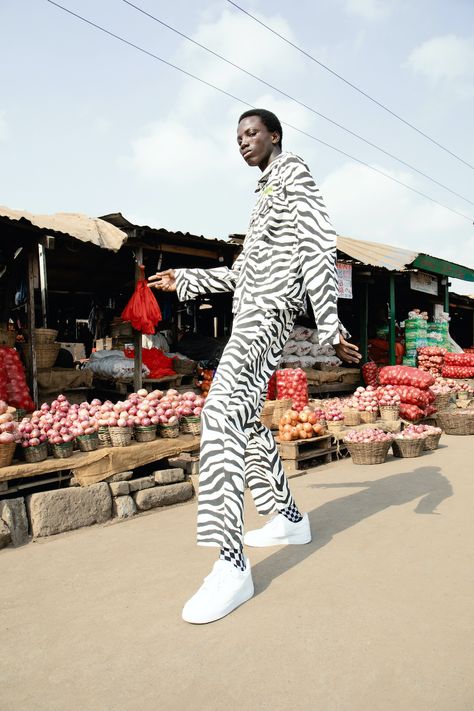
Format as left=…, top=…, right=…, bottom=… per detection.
left=0, top=205, right=127, bottom=251
left=337, top=234, right=474, bottom=281
left=337, top=235, right=419, bottom=271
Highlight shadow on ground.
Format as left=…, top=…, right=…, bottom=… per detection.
left=251, top=466, right=453, bottom=596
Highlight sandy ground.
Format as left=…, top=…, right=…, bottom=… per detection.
left=1, top=435, right=473, bottom=711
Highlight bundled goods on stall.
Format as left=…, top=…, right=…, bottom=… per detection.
left=280, top=326, right=341, bottom=369
left=378, top=365, right=436, bottom=421
left=343, top=428, right=393, bottom=465
left=0, top=346, right=35, bottom=412
left=403, top=310, right=428, bottom=365
left=124, top=346, right=176, bottom=379
left=86, top=350, right=150, bottom=380
left=362, top=361, right=379, bottom=387
left=278, top=407, right=326, bottom=441
left=441, top=353, right=474, bottom=379
left=275, top=368, right=309, bottom=411
left=427, top=321, right=450, bottom=350
left=0, top=401, right=20, bottom=468
left=417, top=346, right=447, bottom=376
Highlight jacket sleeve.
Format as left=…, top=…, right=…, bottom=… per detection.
left=285, top=158, right=341, bottom=346
left=174, top=251, right=244, bottom=302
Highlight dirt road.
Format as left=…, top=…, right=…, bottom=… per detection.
left=1, top=435, right=473, bottom=711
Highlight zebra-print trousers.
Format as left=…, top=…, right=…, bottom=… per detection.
left=197, top=307, right=297, bottom=550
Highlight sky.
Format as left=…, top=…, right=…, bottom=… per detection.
left=1, top=0, right=473, bottom=295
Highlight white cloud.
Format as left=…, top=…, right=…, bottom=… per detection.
left=406, top=34, right=474, bottom=85
left=344, top=0, right=391, bottom=22
left=0, top=111, right=7, bottom=141
left=320, top=162, right=474, bottom=294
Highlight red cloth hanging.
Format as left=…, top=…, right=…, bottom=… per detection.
left=121, top=265, right=162, bottom=334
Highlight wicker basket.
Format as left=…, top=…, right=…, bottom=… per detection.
left=98, top=426, right=112, bottom=447
left=379, top=405, right=400, bottom=421
left=134, top=425, right=157, bottom=442
left=392, top=438, right=425, bottom=458
left=423, top=433, right=442, bottom=450
left=360, top=410, right=378, bottom=423
left=77, top=433, right=100, bottom=452
left=51, top=441, right=74, bottom=459
left=437, top=410, right=474, bottom=435
left=344, top=440, right=391, bottom=465
left=34, top=328, right=58, bottom=344
left=157, top=422, right=180, bottom=439
left=173, top=358, right=196, bottom=375
left=260, top=399, right=293, bottom=430
left=180, top=416, right=201, bottom=435
left=22, top=342, right=60, bottom=369
left=0, top=443, right=16, bottom=468
left=342, top=409, right=360, bottom=426
left=109, top=426, right=133, bottom=447
left=23, top=442, right=48, bottom=463
left=326, top=420, right=345, bottom=435
left=434, top=393, right=452, bottom=411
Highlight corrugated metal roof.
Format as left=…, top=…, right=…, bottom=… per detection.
left=337, top=235, right=419, bottom=271
left=0, top=205, right=127, bottom=251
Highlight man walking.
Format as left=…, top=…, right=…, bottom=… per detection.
left=149, top=109, right=360, bottom=624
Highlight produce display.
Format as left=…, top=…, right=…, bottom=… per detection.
left=324, top=408, right=344, bottom=422
left=275, top=368, right=308, bottom=411
left=378, top=365, right=435, bottom=389
left=0, top=346, right=35, bottom=411
left=10, top=388, right=206, bottom=461
left=375, top=385, right=401, bottom=407
left=362, top=361, right=378, bottom=386
left=403, top=423, right=442, bottom=437
left=196, top=366, right=214, bottom=397
left=346, top=386, right=379, bottom=413
left=0, top=401, right=19, bottom=445
left=441, top=354, right=474, bottom=379
left=417, top=346, right=447, bottom=376
left=344, top=428, right=393, bottom=443
left=278, top=408, right=326, bottom=441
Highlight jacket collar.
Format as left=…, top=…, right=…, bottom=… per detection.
left=255, top=152, right=287, bottom=192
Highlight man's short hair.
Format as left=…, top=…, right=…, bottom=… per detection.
left=238, top=108, right=283, bottom=148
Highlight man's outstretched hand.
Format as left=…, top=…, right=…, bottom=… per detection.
left=334, top=335, right=362, bottom=364
left=148, top=269, right=176, bottom=292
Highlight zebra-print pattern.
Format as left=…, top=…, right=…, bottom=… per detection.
left=175, top=151, right=340, bottom=347
left=197, top=308, right=297, bottom=549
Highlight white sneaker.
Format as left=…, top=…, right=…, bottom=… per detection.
left=182, top=558, right=254, bottom=624
left=244, top=512, right=311, bottom=547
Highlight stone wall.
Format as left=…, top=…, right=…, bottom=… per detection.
left=0, top=467, right=193, bottom=549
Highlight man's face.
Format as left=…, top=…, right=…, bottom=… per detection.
left=237, top=116, right=280, bottom=171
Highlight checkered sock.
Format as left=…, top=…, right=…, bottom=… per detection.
left=219, top=546, right=246, bottom=572
left=280, top=501, right=303, bottom=523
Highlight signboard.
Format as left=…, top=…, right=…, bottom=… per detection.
left=410, top=271, right=438, bottom=296
left=337, top=262, right=352, bottom=299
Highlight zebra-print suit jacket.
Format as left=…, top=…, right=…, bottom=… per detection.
left=175, top=152, right=340, bottom=346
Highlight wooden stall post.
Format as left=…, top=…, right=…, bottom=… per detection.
left=38, top=243, right=48, bottom=327
left=389, top=273, right=396, bottom=366
left=133, top=246, right=143, bottom=393
left=27, top=248, right=38, bottom=406
left=359, top=281, right=369, bottom=364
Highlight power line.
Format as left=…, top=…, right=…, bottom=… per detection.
left=121, top=0, right=474, bottom=208
left=227, top=0, right=474, bottom=172
left=45, top=0, right=474, bottom=224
